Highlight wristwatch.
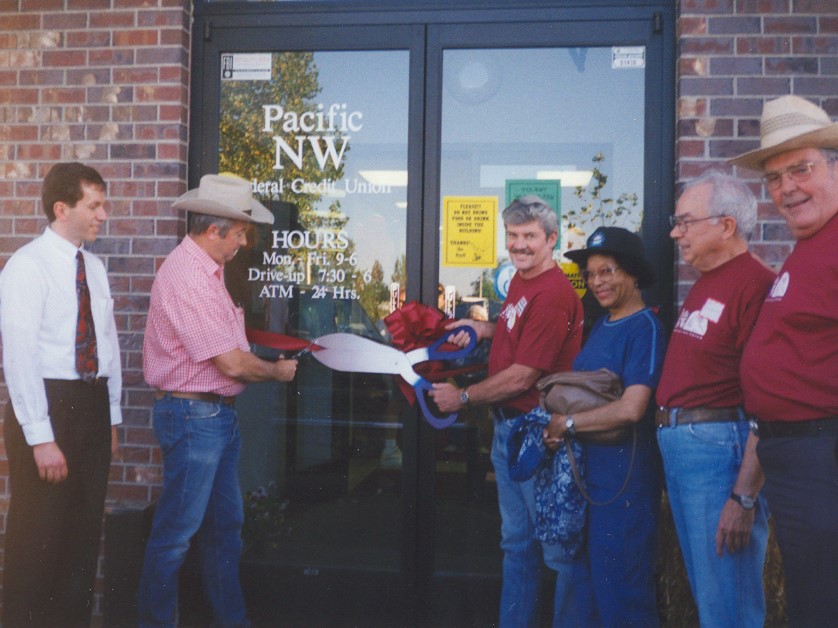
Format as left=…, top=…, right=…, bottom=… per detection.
left=564, top=415, right=576, bottom=437
left=729, top=491, right=756, bottom=510
left=460, top=388, right=470, bottom=406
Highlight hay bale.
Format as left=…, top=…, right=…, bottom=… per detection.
left=656, top=492, right=787, bottom=626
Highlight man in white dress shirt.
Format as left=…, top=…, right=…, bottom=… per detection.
left=0, top=162, right=122, bottom=627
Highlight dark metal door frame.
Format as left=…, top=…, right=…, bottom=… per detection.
left=188, top=1, right=674, bottom=620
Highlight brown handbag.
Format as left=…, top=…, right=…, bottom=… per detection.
left=536, top=368, right=636, bottom=506
left=537, top=368, right=631, bottom=445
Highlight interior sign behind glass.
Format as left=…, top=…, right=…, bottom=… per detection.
left=611, top=46, right=645, bottom=69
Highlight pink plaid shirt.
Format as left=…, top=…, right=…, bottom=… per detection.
left=143, top=236, right=249, bottom=396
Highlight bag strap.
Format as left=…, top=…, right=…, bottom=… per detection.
left=564, top=425, right=637, bottom=507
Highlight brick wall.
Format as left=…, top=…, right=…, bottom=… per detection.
left=675, top=0, right=838, bottom=302
left=0, top=0, right=191, bottom=616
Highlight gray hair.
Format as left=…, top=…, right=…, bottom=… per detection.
left=502, top=195, right=559, bottom=238
left=189, top=213, right=236, bottom=237
left=683, top=170, right=757, bottom=239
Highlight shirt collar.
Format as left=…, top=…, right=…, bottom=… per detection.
left=44, top=225, right=84, bottom=260
left=183, top=234, right=225, bottom=278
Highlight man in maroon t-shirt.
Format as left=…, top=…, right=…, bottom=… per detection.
left=431, top=196, right=583, bottom=627
left=730, top=95, right=838, bottom=626
left=656, top=171, right=775, bottom=627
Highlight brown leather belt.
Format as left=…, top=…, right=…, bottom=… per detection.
left=656, top=406, right=743, bottom=428
left=155, top=391, right=237, bottom=406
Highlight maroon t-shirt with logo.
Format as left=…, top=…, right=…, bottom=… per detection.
left=488, top=265, right=583, bottom=413
left=741, top=215, right=838, bottom=422
left=656, top=252, right=775, bottom=409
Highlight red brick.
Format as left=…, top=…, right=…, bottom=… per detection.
left=17, top=144, right=63, bottom=160
left=765, top=56, right=819, bottom=74
left=678, top=17, right=708, bottom=37
left=736, top=36, right=792, bottom=55
left=765, top=16, right=817, bottom=36
left=43, top=12, right=87, bottom=29
left=88, top=48, right=135, bottom=66
left=735, top=0, right=790, bottom=12
left=42, top=50, right=88, bottom=67
left=680, top=37, right=735, bottom=55
left=90, top=11, right=137, bottom=28
left=681, top=0, right=735, bottom=14
left=0, top=14, right=40, bottom=30
left=67, top=0, right=111, bottom=9
left=138, top=8, right=187, bottom=27
left=42, top=87, right=87, bottom=104
left=113, top=29, right=160, bottom=47
left=677, top=139, right=707, bottom=158
left=66, top=29, right=112, bottom=48
left=114, top=67, right=159, bottom=84
left=792, top=36, right=838, bottom=54
left=794, top=0, right=838, bottom=13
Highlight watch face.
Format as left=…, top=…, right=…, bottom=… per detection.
left=732, top=493, right=755, bottom=509
left=460, top=390, right=469, bottom=404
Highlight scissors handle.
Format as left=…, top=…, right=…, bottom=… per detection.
left=415, top=379, right=458, bottom=429
left=425, top=325, right=478, bottom=361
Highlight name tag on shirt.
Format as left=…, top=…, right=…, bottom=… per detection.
left=700, top=298, right=725, bottom=324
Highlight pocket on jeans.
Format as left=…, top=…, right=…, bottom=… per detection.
left=184, top=400, right=223, bottom=420
left=686, top=421, right=735, bottom=447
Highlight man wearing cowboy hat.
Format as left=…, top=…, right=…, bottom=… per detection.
left=730, top=95, right=838, bottom=626
left=138, top=174, right=298, bottom=628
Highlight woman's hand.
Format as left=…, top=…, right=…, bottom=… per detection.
left=542, top=413, right=567, bottom=451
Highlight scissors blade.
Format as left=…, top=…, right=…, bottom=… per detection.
left=311, top=333, right=419, bottom=383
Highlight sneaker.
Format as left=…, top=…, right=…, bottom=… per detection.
left=380, top=443, right=402, bottom=468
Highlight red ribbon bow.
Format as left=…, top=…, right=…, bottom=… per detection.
left=384, top=301, right=482, bottom=404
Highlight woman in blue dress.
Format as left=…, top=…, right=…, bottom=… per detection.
left=544, top=226, right=666, bottom=627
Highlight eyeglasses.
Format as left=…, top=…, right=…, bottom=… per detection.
left=668, top=214, right=726, bottom=233
left=581, top=266, right=621, bottom=283
left=761, top=160, right=833, bottom=191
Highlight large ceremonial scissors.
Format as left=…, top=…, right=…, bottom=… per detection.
left=311, top=327, right=478, bottom=429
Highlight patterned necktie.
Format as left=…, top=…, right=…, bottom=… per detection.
left=75, top=251, right=99, bottom=383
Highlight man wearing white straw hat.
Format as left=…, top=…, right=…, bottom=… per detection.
left=730, top=95, right=838, bottom=626
left=138, top=174, right=298, bottom=628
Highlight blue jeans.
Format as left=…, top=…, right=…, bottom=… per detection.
left=491, top=417, right=575, bottom=628
left=573, top=430, right=662, bottom=628
left=137, top=396, right=248, bottom=628
left=658, top=419, right=768, bottom=628
left=757, top=429, right=838, bottom=628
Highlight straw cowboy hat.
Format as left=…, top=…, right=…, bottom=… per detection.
left=172, top=173, right=274, bottom=224
left=729, top=95, right=838, bottom=172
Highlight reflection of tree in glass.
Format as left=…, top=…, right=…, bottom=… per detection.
left=390, top=253, right=406, bottom=289
left=357, top=260, right=388, bottom=324
left=565, top=152, right=640, bottom=232
left=219, top=52, right=346, bottom=220
left=470, top=269, right=498, bottom=302
left=220, top=53, right=368, bottom=308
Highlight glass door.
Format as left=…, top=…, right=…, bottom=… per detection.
left=193, top=23, right=428, bottom=624
left=420, top=18, right=672, bottom=622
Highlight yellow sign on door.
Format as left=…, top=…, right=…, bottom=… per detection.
left=442, top=196, right=497, bottom=268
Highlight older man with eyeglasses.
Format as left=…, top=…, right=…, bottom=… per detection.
left=730, top=95, right=838, bottom=627
left=655, top=170, right=776, bottom=628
